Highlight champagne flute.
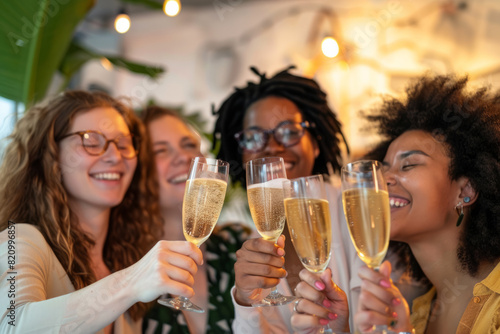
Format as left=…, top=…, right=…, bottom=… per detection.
left=341, top=160, right=390, bottom=270
left=158, top=157, right=229, bottom=313
left=283, top=174, right=333, bottom=333
left=246, top=157, right=297, bottom=306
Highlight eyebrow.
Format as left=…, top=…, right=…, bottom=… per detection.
left=180, top=136, right=199, bottom=144
left=382, top=150, right=430, bottom=166
left=153, top=136, right=198, bottom=146
left=152, top=141, right=170, bottom=146
left=400, top=150, right=430, bottom=159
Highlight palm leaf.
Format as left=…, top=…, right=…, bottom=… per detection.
left=0, top=0, right=95, bottom=105
left=58, top=41, right=165, bottom=90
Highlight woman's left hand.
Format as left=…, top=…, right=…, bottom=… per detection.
left=291, top=268, right=350, bottom=334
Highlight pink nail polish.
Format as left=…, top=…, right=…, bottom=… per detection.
left=392, top=298, right=401, bottom=306
left=392, top=311, right=398, bottom=318
left=379, top=279, right=391, bottom=288
left=328, top=313, right=337, bottom=320
left=315, top=281, right=326, bottom=290
left=319, top=319, right=329, bottom=326
left=322, top=299, right=331, bottom=307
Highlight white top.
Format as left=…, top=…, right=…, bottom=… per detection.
left=0, top=223, right=141, bottom=333
left=231, top=184, right=428, bottom=333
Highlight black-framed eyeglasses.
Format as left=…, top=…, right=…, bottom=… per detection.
left=234, top=121, right=313, bottom=153
left=59, top=130, right=138, bottom=159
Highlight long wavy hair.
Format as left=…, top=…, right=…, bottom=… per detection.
left=366, top=75, right=500, bottom=279
left=0, top=91, right=162, bottom=319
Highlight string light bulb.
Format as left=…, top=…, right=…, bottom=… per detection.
left=321, top=37, right=339, bottom=58
left=163, top=0, right=181, bottom=17
left=114, top=10, right=131, bottom=34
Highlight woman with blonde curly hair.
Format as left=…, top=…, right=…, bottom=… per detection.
left=0, top=91, right=202, bottom=333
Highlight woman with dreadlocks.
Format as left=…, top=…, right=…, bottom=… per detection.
left=212, top=66, right=427, bottom=333
left=212, top=66, right=352, bottom=333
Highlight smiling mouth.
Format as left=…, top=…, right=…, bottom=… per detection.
left=168, top=173, right=188, bottom=184
left=284, top=162, right=294, bottom=170
left=91, top=172, right=121, bottom=181
left=389, top=197, right=410, bottom=208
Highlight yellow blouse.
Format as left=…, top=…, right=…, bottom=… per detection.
left=410, top=262, right=500, bottom=334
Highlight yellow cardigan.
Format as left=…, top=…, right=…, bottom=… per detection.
left=410, top=261, right=500, bottom=334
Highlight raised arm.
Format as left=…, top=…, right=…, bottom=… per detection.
left=0, top=224, right=202, bottom=333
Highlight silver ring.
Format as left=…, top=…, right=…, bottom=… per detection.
left=293, top=299, right=302, bottom=314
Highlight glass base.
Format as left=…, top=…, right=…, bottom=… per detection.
left=158, top=296, right=205, bottom=313
left=251, top=291, right=297, bottom=307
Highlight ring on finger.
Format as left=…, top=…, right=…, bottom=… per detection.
left=293, top=299, right=303, bottom=314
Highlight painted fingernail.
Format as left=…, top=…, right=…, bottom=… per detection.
left=392, top=311, right=398, bottom=318
left=328, top=313, right=337, bottom=320
left=322, top=299, right=331, bottom=308
left=277, top=248, right=285, bottom=256
left=319, top=319, right=330, bottom=326
left=392, top=298, right=401, bottom=306
left=379, top=279, right=391, bottom=288
left=315, top=281, right=326, bottom=290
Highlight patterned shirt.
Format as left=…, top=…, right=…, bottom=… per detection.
left=142, top=224, right=251, bottom=334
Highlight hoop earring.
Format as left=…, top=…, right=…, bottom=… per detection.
left=455, top=201, right=464, bottom=227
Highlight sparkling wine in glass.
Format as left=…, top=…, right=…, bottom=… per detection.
left=246, top=157, right=297, bottom=307
left=283, top=174, right=333, bottom=333
left=341, top=160, right=390, bottom=270
left=158, top=157, right=229, bottom=313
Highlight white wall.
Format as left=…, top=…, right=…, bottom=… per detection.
left=79, top=0, right=500, bottom=156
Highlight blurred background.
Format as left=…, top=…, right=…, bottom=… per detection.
left=2, top=0, right=500, bottom=157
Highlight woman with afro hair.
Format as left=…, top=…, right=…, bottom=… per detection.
left=344, top=75, right=500, bottom=333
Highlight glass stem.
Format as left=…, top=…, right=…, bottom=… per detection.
left=267, top=286, right=281, bottom=299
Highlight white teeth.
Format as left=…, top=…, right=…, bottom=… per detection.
left=93, top=173, right=120, bottom=180
left=284, top=162, right=293, bottom=169
left=390, top=198, right=408, bottom=208
left=170, top=174, right=188, bottom=184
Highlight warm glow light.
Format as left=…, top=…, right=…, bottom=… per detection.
left=114, top=13, right=131, bottom=34
left=100, top=57, right=113, bottom=71
left=163, top=0, right=181, bottom=17
left=321, top=37, right=339, bottom=58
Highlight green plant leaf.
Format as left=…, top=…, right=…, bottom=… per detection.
left=121, top=0, right=163, bottom=10
left=58, top=41, right=165, bottom=89
left=0, top=0, right=95, bottom=105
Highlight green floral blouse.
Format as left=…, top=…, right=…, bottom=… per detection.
left=142, top=224, right=251, bottom=334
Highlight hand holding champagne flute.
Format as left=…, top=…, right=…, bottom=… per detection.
left=283, top=174, right=334, bottom=333
left=246, top=157, right=297, bottom=306
left=341, top=160, right=390, bottom=269
left=158, top=157, right=229, bottom=313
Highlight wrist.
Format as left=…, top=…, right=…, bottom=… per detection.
left=234, top=288, right=253, bottom=306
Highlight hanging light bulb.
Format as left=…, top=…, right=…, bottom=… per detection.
left=321, top=37, right=339, bottom=58
left=163, top=0, right=181, bottom=17
left=114, top=10, right=131, bottom=34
